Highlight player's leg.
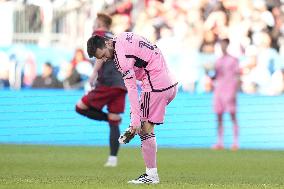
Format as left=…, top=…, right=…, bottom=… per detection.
left=212, top=113, right=224, bottom=149
left=140, top=122, right=159, bottom=178
left=75, top=89, right=108, bottom=122
left=128, top=88, right=175, bottom=184
left=105, top=88, right=127, bottom=167
left=139, top=92, right=159, bottom=179
left=230, top=112, right=239, bottom=151
left=128, top=87, right=177, bottom=184
left=128, top=91, right=159, bottom=184
left=104, top=113, right=121, bottom=167
left=128, top=121, right=159, bottom=184
left=212, top=94, right=225, bottom=149
left=75, top=100, right=108, bottom=121
left=108, top=114, right=121, bottom=157
left=140, top=122, right=156, bottom=171
left=228, top=96, right=239, bottom=150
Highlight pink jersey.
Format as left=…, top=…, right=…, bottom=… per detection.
left=113, top=32, right=177, bottom=126
left=213, top=54, right=239, bottom=113
left=214, top=54, right=239, bottom=96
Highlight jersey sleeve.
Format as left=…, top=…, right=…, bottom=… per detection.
left=124, top=74, right=141, bottom=127
left=114, top=40, right=141, bottom=127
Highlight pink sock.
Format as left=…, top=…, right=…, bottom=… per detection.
left=233, top=124, right=239, bottom=145
left=140, top=133, right=157, bottom=168
left=217, top=126, right=224, bottom=146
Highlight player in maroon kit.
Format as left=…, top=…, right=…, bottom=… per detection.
left=75, top=13, right=127, bottom=167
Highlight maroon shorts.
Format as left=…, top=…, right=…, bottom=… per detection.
left=82, top=86, right=127, bottom=114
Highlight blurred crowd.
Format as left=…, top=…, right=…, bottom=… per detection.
left=0, top=47, right=93, bottom=90
left=128, top=0, right=284, bottom=95
left=1, top=0, right=284, bottom=95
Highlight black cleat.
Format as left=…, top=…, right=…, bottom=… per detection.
left=118, top=127, right=135, bottom=144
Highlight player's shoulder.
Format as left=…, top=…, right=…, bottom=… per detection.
left=115, top=32, right=133, bottom=39
left=224, top=54, right=238, bottom=62
left=116, top=32, right=139, bottom=43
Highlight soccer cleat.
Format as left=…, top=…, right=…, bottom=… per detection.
left=104, top=161, right=117, bottom=167
left=231, top=143, right=239, bottom=151
left=212, top=143, right=224, bottom=150
left=118, top=127, right=135, bottom=144
left=104, top=156, right=117, bottom=167
left=128, top=173, right=159, bottom=184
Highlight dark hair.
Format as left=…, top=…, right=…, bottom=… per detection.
left=219, top=38, right=230, bottom=45
left=87, top=35, right=106, bottom=58
left=44, top=62, right=53, bottom=68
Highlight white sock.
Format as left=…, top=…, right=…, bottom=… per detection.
left=146, top=167, right=158, bottom=176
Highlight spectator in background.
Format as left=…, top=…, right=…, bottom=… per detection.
left=62, top=63, right=83, bottom=90
left=71, top=48, right=89, bottom=68
left=241, top=32, right=282, bottom=95
left=22, top=52, right=36, bottom=88
left=212, top=39, right=240, bottom=151
left=204, top=1, right=229, bottom=39
left=199, top=30, right=217, bottom=54
left=70, top=48, right=93, bottom=81
left=32, top=62, right=63, bottom=89
left=75, top=13, right=127, bottom=167
left=0, top=51, right=10, bottom=88
left=105, top=0, right=133, bottom=32
left=269, top=4, right=283, bottom=51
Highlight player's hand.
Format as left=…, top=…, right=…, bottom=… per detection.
left=117, top=123, right=142, bottom=144
left=130, top=125, right=142, bottom=135
left=118, top=127, right=136, bottom=144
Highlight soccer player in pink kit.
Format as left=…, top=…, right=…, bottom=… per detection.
left=87, top=31, right=178, bottom=184
left=212, top=38, right=240, bottom=151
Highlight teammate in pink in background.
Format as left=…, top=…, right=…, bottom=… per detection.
left=212, top=38, right=240, bottom=151
left=87, top=31, right=178, bottom=184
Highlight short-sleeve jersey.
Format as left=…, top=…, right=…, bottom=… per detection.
left=112, top=32, right=177, bottom=126
left=214, top=54, right=239, bottom=98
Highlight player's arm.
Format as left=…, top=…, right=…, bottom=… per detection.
left=89, top=58, right=104, bottom=87
left=118, top=70, right=141, bottom=144
left=115, top=41, right=141, bottom=132
left=234, top=58, right=241, bottom=85
left=124, top=72, right=141, bottom=132
left=211, top=61, right=219, bottom=80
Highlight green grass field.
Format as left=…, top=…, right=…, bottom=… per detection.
left=0, top=144, right=283, bottom=189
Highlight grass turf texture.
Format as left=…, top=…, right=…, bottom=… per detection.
left=0, top=145, right=283, bottom=189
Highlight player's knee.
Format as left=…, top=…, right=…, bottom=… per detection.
left=76, top=100, right=88, bottom=109
left=108, top=113, right=121, bottom=126
left=75, top=105, right=81, bottom=113
left=142, top=121, right=154, bottom=134
left=108, top=113, right=121, bottom=121
left=108, top=119, right=121, bottom=127
left=75, top=105, right=86, bottom=115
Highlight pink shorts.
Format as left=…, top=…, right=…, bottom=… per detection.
left=213, top=94, right=236, bottom=114
left=140, top=86, right=177, bottom=124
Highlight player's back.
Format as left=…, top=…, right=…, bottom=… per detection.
left=114, top=32, right=177, bottom=92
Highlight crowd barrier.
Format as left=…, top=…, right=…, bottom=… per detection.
left=0, top=89, right=283, bottom=149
